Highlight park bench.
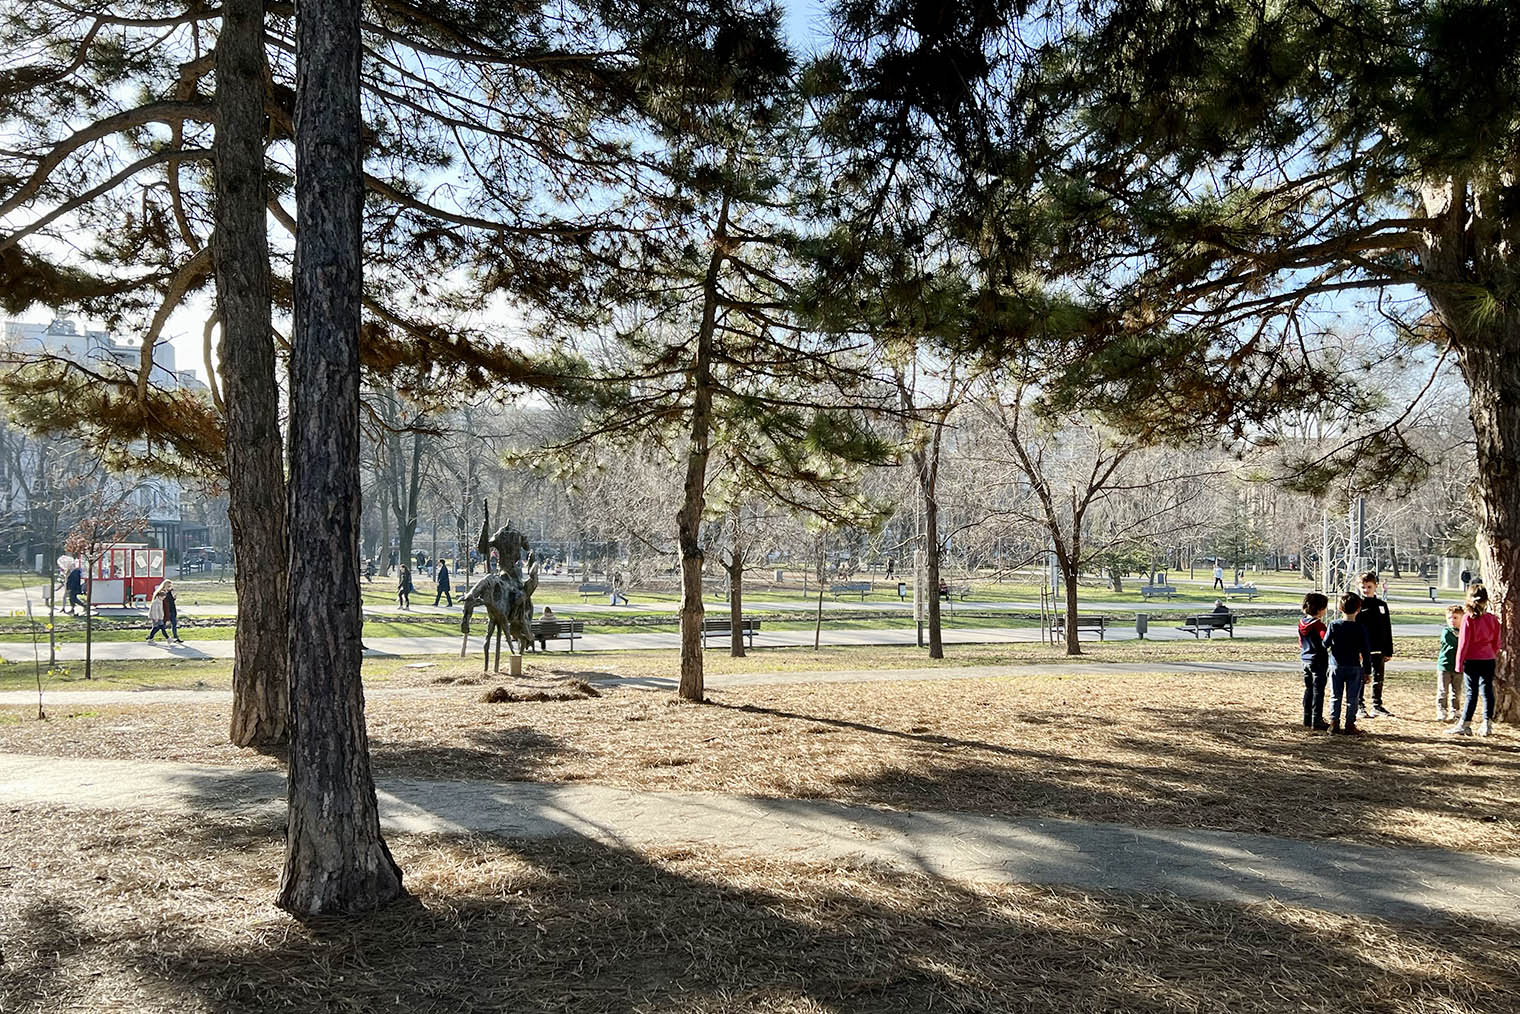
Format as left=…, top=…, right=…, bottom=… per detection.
left=578, top=582, right=612, bottom=600
left=531, top=619, right=585, bottom=651
left=1178, top=612, right=1235, bottom=638
left=940, top=584, right=972, bottom=601
left=830, top=581, right=872, bottom=600
left=701, top=617, right=761, bottom=649
left=1222, top=584, right=1259, bottom=600
left=1051, top=614, right=1108, bottom=640
left=1139, top=584, right=1177, bottom=599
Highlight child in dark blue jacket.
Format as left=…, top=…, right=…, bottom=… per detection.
left=1297, top=592, right=1331, bottom=730
left=1324, top=592, right=1373, bottom=735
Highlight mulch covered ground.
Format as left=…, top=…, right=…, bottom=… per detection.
left=3, top=805, right=1517, bottom=1014
left=3, top=664, right=1514, bottom=855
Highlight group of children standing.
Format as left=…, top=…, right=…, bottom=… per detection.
left=1297, top=571, right=1503, bottom=736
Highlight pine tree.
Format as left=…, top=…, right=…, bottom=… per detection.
left=277, top=0, right=403, bottom=918
left=534, top=3, right=892, bottom=702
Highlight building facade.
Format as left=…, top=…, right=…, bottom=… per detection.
left=2, top=318, right=207, bottom=567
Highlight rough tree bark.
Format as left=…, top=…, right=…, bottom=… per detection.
left=1422, top=177, right=1520, bottom=723
left=1059, top=545, right=1082, bottom=656
left=216, top=0, right=289, bottom=750
left=1450, top=328, right=1520, bottom=724
left=725, top=533, right=746, bottom=658
left=921, top=479, right=944, bottom=658
left=278, top=0, right=404, bottom=917
left=392, top=428, right=422, bottom=570
left=675, top=194, right=730, bottom=703
left=900, top=380, right=949, bottom=660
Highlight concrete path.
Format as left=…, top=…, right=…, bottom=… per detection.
left=1, top=753, right=1514, bottom=924
left=0, top=620, right=1447, bottom=663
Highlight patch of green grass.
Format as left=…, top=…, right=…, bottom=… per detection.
left=0, top=656, right=232, bottom=692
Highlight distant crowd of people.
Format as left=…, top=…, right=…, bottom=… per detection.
left=1298, top=570, right=1502, bottom=736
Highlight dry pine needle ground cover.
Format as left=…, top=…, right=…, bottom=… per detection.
left=3, top=664, right=1514, bottom=855
left=3, top=805, right=1517, bottom=1014
left=0, top=637, right=1444, bottom=694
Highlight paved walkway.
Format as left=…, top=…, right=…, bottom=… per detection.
left=0, top=621, right=1446, bottom=663
left=1, top=753, right=1514, bottom=924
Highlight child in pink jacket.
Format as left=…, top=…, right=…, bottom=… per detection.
left=1448, top=585, right=1504, bottom=737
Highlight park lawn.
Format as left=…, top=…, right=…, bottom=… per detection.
left=2, top=650, right=1508, bottom=855
left=6, top=808, right=1514, bottom=1014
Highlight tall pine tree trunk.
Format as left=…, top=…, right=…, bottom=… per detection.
left=1423, top=179, right=1520, bottom=724
left=216, top=0, right=288, bottom=750
left=278, top=0, right=404, bottom=917
left=1452, top=321, right=1520, bottom=724
left=675, top=195, right=729, bottom=703
left=923, top=491, right=944, bottom=658
left=727, top=547, right=746, bottom=658
left=1060, top=553, right=1082, bottom=655
left=676, top=462, right=708, bottom=700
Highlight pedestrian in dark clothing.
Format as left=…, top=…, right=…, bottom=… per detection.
left=65, top=564, right=85, bottom=614
left=163, top=580, right=181, bottom=642
left=1325, top=593, right=1372, bottom=735
left=434, top=560, right=452, bottom=607
left=146, top=580, right=182, bottom=643
left=398, top=566, right=413, bottom=609
left=1355, top=570, right=1395, bottom=717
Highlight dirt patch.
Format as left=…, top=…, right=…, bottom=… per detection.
left=3, top=805, right=1516, bottom=1014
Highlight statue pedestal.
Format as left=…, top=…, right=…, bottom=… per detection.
left=508, top=653, right=523, bottom=677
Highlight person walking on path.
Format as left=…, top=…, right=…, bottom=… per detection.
left=1447, top=585, right=1504, bottom=738
left=64, top=562, right=85, bottom=614
left=434, top=559, right=453, bottom=607
left=1212, top=563, right=1224, bottom=590
left=1325, top=592, right=1371, bottom=735
left=145, top=580, right=181, bottom=643
left=397, top=565, right=413, bottom=610
left=1355, top=571, right=1395, bottom=718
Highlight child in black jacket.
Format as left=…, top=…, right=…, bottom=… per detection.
left=1355, top=571, right=1395, bottom=717
left=1325, top=592, right=1373, bottom=735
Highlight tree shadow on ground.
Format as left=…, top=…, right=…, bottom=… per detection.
left=367, top=725, right=569, bottom=783
left=819, top=701, right=1520, bottom=852
left=6, top=808, right=1518, bottom=1014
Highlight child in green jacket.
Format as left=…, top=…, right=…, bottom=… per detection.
left=1437, top=604, right=1462, bottom=721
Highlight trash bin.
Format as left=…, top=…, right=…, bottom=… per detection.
left=1429, top=586, right=1438, bottom=601
left=898, top=581, right=907, bottom=601
left=1135, top=613, right=1149, bottom=639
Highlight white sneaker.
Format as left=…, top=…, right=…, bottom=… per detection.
left=1480, top=720, right=1493, bottom=737
left=1446, top=723, right=1473, bottom=737
left=1438, top=705, right=1449, bottom=722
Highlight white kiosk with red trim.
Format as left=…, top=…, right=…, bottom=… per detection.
left=88, top=543, right=166, bottom=607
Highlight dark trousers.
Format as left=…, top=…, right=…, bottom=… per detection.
left=1302, top=665, right=1328, bottom=725
left=68, top=589, right=84, bottom=611
left=1358, top=653, right=1386, bottom=708
left=434, top=584, right=452, bottom=607
left=1330, top=664, right=1363, bottom=727
left=1212, top=577, right=1224, bottom=589
left=1461, top=658, right=1497, bottom=724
